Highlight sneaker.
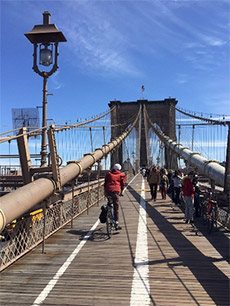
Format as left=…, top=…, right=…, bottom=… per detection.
left=115, top=225, right=122, bottom=231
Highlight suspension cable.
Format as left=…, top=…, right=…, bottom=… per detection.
left=176, top=107, right=229, bottom=126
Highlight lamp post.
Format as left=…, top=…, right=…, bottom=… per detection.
left=25, top=11, right=66, bottom=167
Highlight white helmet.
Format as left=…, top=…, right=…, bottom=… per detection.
left=113, top=163, right=122, bottom=170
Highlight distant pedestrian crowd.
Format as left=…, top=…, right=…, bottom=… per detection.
left=141, top=165, right=201, bottom=224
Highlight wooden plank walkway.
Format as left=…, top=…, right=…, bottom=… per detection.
left=0, top=174, right=229, bottom=306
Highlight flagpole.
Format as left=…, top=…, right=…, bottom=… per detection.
left=141, top=85, right=145, bottom=99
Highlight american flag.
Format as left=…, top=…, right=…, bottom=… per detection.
left=142, top=85, right=145, bottom=92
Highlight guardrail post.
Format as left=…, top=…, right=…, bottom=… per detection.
left=97, top=160, right=102, bottom=206
left=42, top=201, right=47, bottom=254
left=17, top=127, right=32, bottom=184
left=47, top=125, right=62, bottom=191
left=86, top=167, right=92, bottom=214
left=224, top=124, right=230, bottom=210
left=71, top=179, right=77, bottom=228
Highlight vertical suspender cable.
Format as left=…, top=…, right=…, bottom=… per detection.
left=103, top=126, right=107, bottom=170
left=192, top=124, right=195, bottom=151
left=89, top=127, right=93, bottom=152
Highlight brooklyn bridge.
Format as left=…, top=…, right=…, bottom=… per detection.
left=0, top=98, right=229, bottom=305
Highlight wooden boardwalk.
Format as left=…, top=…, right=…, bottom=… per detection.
left=0, top=174, right=229, bottom=306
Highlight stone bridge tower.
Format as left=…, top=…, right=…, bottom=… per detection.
left=109, top=98, right=178, bottom=171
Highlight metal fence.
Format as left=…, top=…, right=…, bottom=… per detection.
left=180, top=194, right=230, bottom=230
left=0, top=179, right=105, bottom=272
left=216, top=206, right=230, bottom=229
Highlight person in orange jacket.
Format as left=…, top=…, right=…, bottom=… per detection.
left=104, top=163, right=126, bottom=230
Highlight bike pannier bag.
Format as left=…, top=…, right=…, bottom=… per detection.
left=99, top=205, right=107, bottom=223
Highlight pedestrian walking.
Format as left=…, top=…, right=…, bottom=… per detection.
left=160, top=169, right=169, bottom=200
left=193, top=175, right=201, bottom=218
left=182, top=171, right=195, bottom=224
left=148, top=165, right=161, bottom=201
left=172, top=170, right=182, bottom=206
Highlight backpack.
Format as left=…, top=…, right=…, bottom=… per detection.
left=99, top=205, right=107, bottom=223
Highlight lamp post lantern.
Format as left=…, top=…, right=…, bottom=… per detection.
left=25, top=11, right=67, bottom=167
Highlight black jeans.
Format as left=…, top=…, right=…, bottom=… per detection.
left=106, top=192, right=120, bottom=221
left=174, top=187, right=181, bottom=204
left=149, top=183, right=158, bottom=200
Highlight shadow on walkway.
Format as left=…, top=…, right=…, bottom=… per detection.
left=67, top=228, right=111, bottom=242
left=126, top=185, right=229, bottom=306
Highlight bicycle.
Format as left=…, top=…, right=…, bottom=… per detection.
left=201, top=191, right=218, bottom=234
left=106, top=196, right=116, bottom=238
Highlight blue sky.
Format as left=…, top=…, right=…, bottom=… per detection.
left=1, top=0, right=230, bottom=131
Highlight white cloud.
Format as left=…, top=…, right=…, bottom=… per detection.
left=45, top=1, right=229, bottom=77
left=50, top=71, right=64, bottom=90
left=60, top=2, right=140, bottom=76
left=204, top=37, right=227, bottom=47
left=175, top=74, right=189, bottom=84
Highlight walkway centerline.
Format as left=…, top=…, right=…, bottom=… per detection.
left=130, top=177, right=150, bottom=305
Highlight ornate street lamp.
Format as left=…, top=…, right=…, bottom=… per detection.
left=25, top=11, right=67, bottom=167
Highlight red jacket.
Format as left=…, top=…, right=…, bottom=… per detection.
left=182, top=177, right=194, bottom=197
left=104, top=169, right=126, bottom=194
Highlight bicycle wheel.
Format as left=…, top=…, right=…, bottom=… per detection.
left=207, top=211, right=214, bottom=234
left=213, top=207, right=218, bottom=230
left=201, top=204, right=207, bottom=225
left=106, top=208, right=113, bottom=238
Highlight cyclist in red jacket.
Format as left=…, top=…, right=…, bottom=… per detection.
left=104, top=164, right=126, bottom=230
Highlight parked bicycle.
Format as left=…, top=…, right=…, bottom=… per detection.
left=201, top=191, right=218, bottom=234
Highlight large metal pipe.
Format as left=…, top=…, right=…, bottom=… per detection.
left=0, top=110, right=140, bottom=233
left=167, top=140, right=226, bottom=186
left=151, top=124, right=228, bottom=187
